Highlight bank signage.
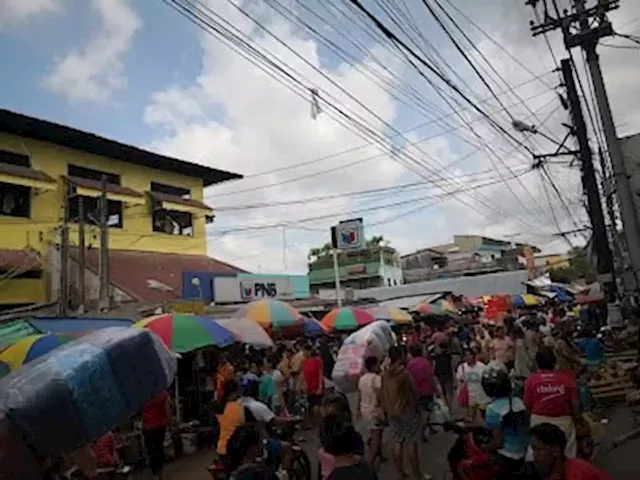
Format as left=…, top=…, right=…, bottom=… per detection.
left=331, top=217, right=364, bottom=251
left=214, top=277, right=295, bottom=303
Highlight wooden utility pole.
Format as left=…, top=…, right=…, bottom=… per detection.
left=58, top=176, right=70, bottom=316
left=560, top=58, right=615, bottom=299
left=98, top=174, right=110, bottom=310
left=77, top=195, right=86, bottom=313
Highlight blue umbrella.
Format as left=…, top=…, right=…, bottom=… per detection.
left=302, top=317, right=326, bottom=337
left=0, top=327, right=177, bottom=458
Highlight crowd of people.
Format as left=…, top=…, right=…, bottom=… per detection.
left=109, top=304, right=613, bottom=480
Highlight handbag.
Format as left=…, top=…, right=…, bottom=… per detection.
left=456, top=364, right=470, bottom=408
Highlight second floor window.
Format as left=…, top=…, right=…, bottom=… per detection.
left=67, top=165, right=123, bottom=228
left=150, top=182, right=193, bottom=236
left=0, top=150, right=32, bottom=219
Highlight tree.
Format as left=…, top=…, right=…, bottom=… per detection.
left=307, top=236, right=397, bottom=264
left=548, top=247, right=596, bottom=283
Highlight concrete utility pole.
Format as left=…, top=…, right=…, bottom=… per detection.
left=77, top=195, right=86, bottom=314
left=98, top=174, right=110, bottom=310
left=561, top=58, right=615, bottom=298
left=528, top=0, right=640, bottom=292
left=58, top=176, right=70, bottom=316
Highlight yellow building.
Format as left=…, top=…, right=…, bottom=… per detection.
left=0, top=109, right=243, bottom=310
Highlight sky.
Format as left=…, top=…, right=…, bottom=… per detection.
left=1, top=0, right=639, bottom=274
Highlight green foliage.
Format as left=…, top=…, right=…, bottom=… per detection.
left=548, top=247, right=596, bottom=283
left=307, top=235, right=397, bottom=267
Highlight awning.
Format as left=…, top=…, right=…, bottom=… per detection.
left=149, top=191, right=213, bottom=214
left=0, top=162, right=56, bottom=190
left=28, top=317, right=134, bottom=336
left=68, top=176, right=145, bottom=205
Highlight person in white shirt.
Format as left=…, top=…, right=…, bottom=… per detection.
left=456, top=346, right=491, bottom=423
left=356, top=356, right=384, bottom=464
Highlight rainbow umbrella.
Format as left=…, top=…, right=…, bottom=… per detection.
left=366, top=305, right=413, bottom=325
left=303, top=317, right=327, bottom=337
left=0, top=334, right=74, bottom=376
left=134, top=314, right=237, bottom=353
left=320, top=307, right=375, bottom=332
left=234, top=299, right=304, bottom=332
left=412, top=302, right=446, bottom=316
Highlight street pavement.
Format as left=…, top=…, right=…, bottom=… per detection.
left=134, top=424, right=457, bottom=480
left=134, top=402, right=640, bottom=479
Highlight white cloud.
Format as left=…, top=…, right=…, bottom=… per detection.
left=142, top=0, right=640, bottom=274
left=0, top=0, right=62, bottom=26
left=43, top=0, right=141, bottom=103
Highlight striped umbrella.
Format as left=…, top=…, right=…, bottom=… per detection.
left=0, top=334, right=74, bottom=377
left=320, top=307, right=375, bottom=332
left=412, top=302, right=446, bottom=316
left=365, top=305, right=413, bottom=325
left=134, top=314, right=237, bottom=353
left=234, top=299, right=304, bottom=333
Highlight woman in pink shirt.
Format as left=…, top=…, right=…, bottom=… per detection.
left=491, top=325, right=515, bottom=370
left=407, top=344, right=436, bottom=441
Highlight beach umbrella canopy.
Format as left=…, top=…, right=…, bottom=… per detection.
left=234, top=299, right=304, bottom=332
left=0, top=327, right=176, bottom=460
left=134, top=314, right=237, bottom=353
left=412, top=302, right=445, bottom=316
left=365, top=305, right=413, bottom=325
left=437, top=299, right=458, bottom=313
left=0, top=334, right=74, bottom=377
left=217, top=318, right=274, bottom=348
left=302, top=317, right=327, bottom=337
left=511, top=294, right=540, bottom=308
left=320, top=307, right=375, bottom=332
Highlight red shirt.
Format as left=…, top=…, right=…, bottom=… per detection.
left=92, top=431, right=117, bottom=467
left=524, top=370, right=577, bottom=417
left=142, top=391, right=169, bottom=430
left=302, top=357, right=323, bottom=394
left=547, top=458, right=611, bottom=480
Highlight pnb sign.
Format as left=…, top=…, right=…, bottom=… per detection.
left=213, top=277, right=295, bottom=303
left=331, top=218, right=364, bottom=251
left=240, top=281, right=278, bottom=300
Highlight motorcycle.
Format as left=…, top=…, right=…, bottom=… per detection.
left=208, top=418, right=311, bottom=480
left=442, top=420, right=539, bottom=480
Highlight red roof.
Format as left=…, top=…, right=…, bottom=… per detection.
left=72, top=248, right=246, bottom=304
left=0, top=249, right=42, bottom=272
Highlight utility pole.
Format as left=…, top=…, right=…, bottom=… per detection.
left=561, top=58, right=615, bottom=299
left=98, top=174, right=110, bottom=310
left=282, top=226, right=287, bottom=271
left=77, top=195, right=86, bottom=314
left=58, top=176, right=70, bottom=316
left=528, top=0, right=640, bottom=293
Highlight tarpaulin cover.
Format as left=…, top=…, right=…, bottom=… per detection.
left=331, top=321, right=394, bottom=393
left=0, top=327, right=177, bottom=458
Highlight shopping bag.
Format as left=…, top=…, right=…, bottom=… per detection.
left=457, top=382, right=470, bottom=408
left=432, top=397, right=451, bottom=424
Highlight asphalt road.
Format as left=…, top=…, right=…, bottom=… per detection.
left=135, top=402, right=639, bottom=480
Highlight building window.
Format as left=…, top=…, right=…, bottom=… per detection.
left=0, top=150, right=31, bottom=218
left=150, top=182, right=194, bottom=236
left=67, top=165, right=123, bottom=228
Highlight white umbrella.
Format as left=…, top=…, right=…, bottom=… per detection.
left=216, top=318, right=274, bottom=348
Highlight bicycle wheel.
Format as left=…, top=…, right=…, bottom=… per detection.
left=290, top=446, right=311, bottom=480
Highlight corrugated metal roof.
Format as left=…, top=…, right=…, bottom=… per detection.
left=70, top=248, right=246, bottom=304
left=359, top=270, right=529, bottom=301
left=381, top=293, right=444, bottom=309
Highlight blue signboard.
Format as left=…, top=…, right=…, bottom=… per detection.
left=182, top=272, right=310, bottom=303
